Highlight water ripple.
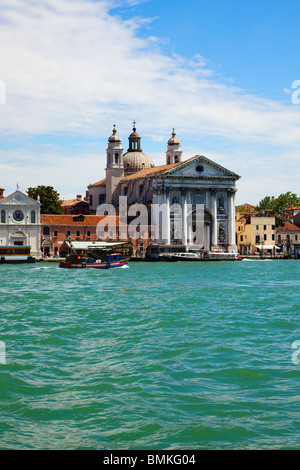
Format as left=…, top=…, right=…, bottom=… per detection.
left=0, top=260, right=300, bottom=449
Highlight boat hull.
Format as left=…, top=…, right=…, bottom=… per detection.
left=0, top=256, right=36, bottom=264
left=164, top=254, right=242, bottom=262
left=59, top=258, right=130, bottom=269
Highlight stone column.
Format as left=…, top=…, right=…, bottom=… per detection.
left=164, top=188, right=171, bottom=245
left=227, top=188, right=237, bottom=251
left=181, top=188, right=188, bottom=246
left=205, top=224, right=210, bottom=251
left=211, top=189, right=218, bottom=249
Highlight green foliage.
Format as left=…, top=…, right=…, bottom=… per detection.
left=256, top=196, right=275, bottom=212
left=236, top=205, right=253, bottom=213
left=27, top=185, right=63, bottom=214
left=256, top=192, right=300, bottom=215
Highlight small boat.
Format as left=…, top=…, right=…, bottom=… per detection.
left=58, top=239, right=132, bottom=269
left=163, top=252, right=204, bottom=261
left=164, top=250, right=242, bottom=261
left=208, top=251, right=242, bottom=261
left=0, top=246, right=36, bottom=264
left=59, top=253, right=130, bottom=269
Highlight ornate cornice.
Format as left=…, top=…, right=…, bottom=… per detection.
left=227, top=188, right=237, bottom=196
left=160, top=175, right=239, bottom=181
left=164, top=154, right=241, bottom=180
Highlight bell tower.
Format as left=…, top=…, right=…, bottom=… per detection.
left=166, top=129, right=182, bottom=165
left=105, top=126, right=124, bottom=204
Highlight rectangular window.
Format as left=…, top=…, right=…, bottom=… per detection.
left=66, top=230, right=71, bottom=237
left=89, top=195, right=93, bottom=206
left=240, top=235, right=243, bottom=242
left=278, top=234, right=281, bottom=243
left=264, top=225, right=267, bottom=231
left=272, top=225, right=275, bottom=230
left=87, top=230, right=91, bottom=238
left=76, top=230, right=80, bottom=238
left=255, top=235, right=260, bottom=244
left=53, top=230, right=58, bottom=237
left=287, top=235, right=290, bottom=242
left=256, top=225, right=259, bottom=230
left=295, top=235, right=298, bottom=241
left=99, top=194, right=105, bottom=205
left=264, top=234, right=267, bottom=241
left=272, top=234, right=275, bottom=241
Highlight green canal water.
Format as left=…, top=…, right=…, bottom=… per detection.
left=0, top=259, right=300, bottom=450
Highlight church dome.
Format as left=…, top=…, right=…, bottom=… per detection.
left=123, top=151, right=154, bottom=175
left=108, top=125, right=121, bottom=143
left=168, top=129, right=180, bottom=146
left=123, top=122, right=154, bottom=175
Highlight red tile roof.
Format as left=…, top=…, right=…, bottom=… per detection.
left=89, top=178, right=106, bottom=187
left=41, top=214, right=120, bottom=226
left=120, top=157, right=197, bottom=182
left=277, top=221, right=300, bottom=231
left=61, top=199, right=88, bottom=207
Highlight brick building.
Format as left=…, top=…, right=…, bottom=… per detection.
left=40, top=213, right=148, bottom=257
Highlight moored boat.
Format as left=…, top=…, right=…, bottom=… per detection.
left=58, top=239, right=132, bottom=269
left=0, top=246, right=36, bottom=264
left=164, top=250, right=242, bottom=261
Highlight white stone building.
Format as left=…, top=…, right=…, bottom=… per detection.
left=87, top=125, right=240, bottom=252
left=0, top=188, right=41, bottom=257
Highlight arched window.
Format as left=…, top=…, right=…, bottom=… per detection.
left=174, top=156, right=179, bottom=163
left=1, top=210, right=5, bottom=223
left=114, top=153, right=119, bottom=165
left=167, top=156, right=171, bottom=164
left=31, top=210, right=36, bottom=223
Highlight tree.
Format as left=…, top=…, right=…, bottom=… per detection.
left=256, top=196, right=275, bottom=212
left=273, top=192, right=300, bottom=215
left=27, top=185, right=64, bottom=214
left=256, top=192, right=300, bottom=215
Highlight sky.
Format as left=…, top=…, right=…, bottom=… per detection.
left=0, top=0, right=300, bottom=205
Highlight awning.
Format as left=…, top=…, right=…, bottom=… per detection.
left=254, top=245, right=281, bottom=250
left=65, top=240, right=131, bottom=250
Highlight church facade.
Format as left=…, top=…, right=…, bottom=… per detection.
left=0, top=188, right=41, bottom=257
left=87, top=125, right=240, bottom=252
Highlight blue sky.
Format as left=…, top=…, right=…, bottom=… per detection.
left=0, top=0, right=300, bottom=204
left=120, top=0, right=300, bottom=101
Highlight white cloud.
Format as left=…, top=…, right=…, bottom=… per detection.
left=0, top=0, right=299, bottom=200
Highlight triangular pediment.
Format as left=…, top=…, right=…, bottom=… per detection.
left=0, top=190, right=40, bottom=206
left=164, top=155, right=240, bottom=180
